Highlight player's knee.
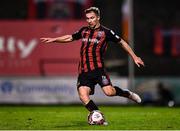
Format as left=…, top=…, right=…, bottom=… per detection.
left=79, top=93, right=87, bottom=100
left=104, top=90, right=115, bottom=96
left=103, top=86, right=116, bottom=96
left=79, top=93, right=89, bottom=103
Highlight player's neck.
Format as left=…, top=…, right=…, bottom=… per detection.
left=90, top=23, right=100, bottom=30
left=95, top=23, right=100, bottom=29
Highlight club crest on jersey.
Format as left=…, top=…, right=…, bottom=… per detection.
left=97, top=31, right=103, bottom=37
left=102, top=75, right=109, bottom=85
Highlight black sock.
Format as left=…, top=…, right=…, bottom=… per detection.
left=85, top=100, right=99, bottom=112
left=114, top=86, right=131, bottom=97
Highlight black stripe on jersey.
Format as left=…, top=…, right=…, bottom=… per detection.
left=100, top=41, right=107, bottom=68
left=86, top=29, right=94, bottom=71
left=92, top=33, right=102, bottom=69
left=80, top=28, right=89, bottom=71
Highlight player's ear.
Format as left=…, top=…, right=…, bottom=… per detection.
left=97, top=16, right=100, bottom=20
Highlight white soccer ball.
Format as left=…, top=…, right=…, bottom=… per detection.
left=88, top=110, right=106, bottom=125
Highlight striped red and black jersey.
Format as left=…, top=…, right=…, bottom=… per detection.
left=72, top=25, right=121, bottom=74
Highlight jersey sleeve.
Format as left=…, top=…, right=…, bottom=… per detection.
left=105, top=29, right=121, bottom=43
left=72, top=27, right=84, bottom=40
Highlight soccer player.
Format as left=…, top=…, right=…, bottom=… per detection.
left=40, top=7, right=144, bottom=124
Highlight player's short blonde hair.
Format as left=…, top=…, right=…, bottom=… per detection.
left=84, top=7, right=100, bottom=16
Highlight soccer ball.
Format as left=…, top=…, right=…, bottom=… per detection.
left=87, top=110, right=107, bottom=125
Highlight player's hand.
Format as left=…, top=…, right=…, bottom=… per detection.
left=40, top=38, right=56, bottom=43
left=134, top=56, right=145, bottom=67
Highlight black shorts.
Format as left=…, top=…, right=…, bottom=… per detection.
left=77, top=68, right=112, bottom=95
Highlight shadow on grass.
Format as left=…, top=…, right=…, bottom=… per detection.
left=53, top=121, right=109, bottom=130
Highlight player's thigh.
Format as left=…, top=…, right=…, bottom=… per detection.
left=78, top=86, right=91, bottom=96
left=97, top=69, right=112, bottom=87
left=77, top=72, right=96, bottom=95
left=102, top=85, right=116, bottom=96
left=78, top=86, right=91, bottom=104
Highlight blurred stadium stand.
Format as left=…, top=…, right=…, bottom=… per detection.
left=134, top=0, right=180, bottom=77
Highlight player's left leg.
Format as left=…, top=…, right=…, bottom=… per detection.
left=97, top=69, right=141, bottom=103
left=102, top=85, right=141, bottom=103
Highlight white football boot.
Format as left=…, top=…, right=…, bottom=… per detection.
left=129, top=91, right=142, bottom=103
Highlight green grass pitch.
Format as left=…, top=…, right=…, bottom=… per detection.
left=0, top=105, right=180, bottom=130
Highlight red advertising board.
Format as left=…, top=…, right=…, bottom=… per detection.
left=0, top=20, right=86, bottom=76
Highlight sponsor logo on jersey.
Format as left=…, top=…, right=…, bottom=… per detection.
left=82, top=38, right=99, bottom=44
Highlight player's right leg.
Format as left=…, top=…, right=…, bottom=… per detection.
left=78, top=86, right=99, bottom=112
left=77, top=71, right=107, bottom=125
left=78, top=86, right=107, bottom=125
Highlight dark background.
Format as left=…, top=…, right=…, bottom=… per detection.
left=0, top=0, right=179, bottom=77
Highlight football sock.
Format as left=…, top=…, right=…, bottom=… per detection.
left=114, top=86, right=131, bottom=97
left=85, top=100, right=99, bottom=112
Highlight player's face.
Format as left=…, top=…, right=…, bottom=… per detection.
left=85, top=12, right=100, bottom=28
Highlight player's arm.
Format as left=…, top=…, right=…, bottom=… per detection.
left=40, top=27, right=84, bottom=44
left=119, top=39, right=145, bottom=67
left=40, top=35, right=73, bottom=44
